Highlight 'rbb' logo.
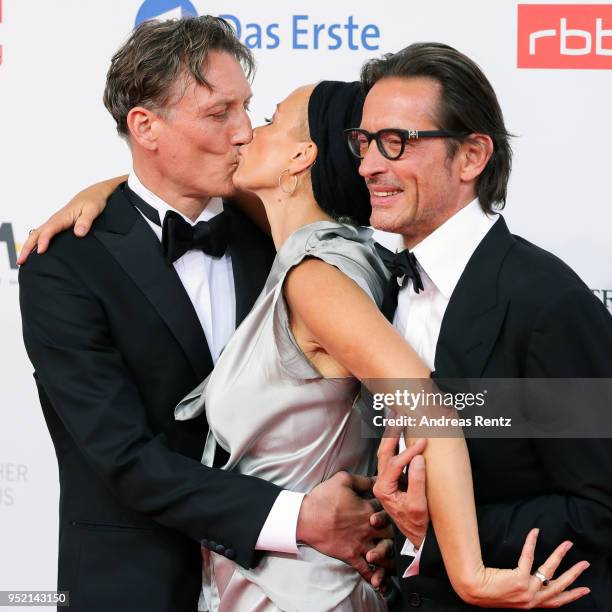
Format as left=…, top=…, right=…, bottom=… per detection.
left=518, top=5, right=612, bottom=69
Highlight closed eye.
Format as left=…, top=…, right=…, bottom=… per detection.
left=210, top=108, right=229, bottom=121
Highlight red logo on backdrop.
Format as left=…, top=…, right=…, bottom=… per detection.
left=518, top=4, right=612, bottom=69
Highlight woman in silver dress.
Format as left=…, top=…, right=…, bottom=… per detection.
left=23, top=81, right=589, bottom=611
left=175, top=80, right=589, bottom=611
left=174, top=81, right=391, bottom=611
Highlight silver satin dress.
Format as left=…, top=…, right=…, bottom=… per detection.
left=175, top=220, right=390, bottom=612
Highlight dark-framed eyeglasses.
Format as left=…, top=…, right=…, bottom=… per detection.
left=344, top=127, right=467, bottom=161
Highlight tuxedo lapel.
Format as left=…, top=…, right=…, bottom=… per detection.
left=225, top=203, right=274, bottom=326
left=434, top=216, right=515, bottom=378
left=375, top=242, right=394, bottom=267
left=93, top=185, right=213, bottom=381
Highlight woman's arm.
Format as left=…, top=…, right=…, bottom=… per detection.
left=17, top=175, right=127, bottom=264
left=18, top=178, right=272, bottom=265
left=376, top=435, right=590, bottom=607
left=284, top=258, right=590, bottom=607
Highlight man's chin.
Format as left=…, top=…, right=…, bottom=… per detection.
left=369, top=207, right=402, bottom=234
left=213, top=176, right=239, bottom=198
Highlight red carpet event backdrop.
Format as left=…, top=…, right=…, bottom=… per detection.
left=0, top=0, right=611, bottom=602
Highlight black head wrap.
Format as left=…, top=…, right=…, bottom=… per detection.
left=307, top=81, right=371, bottom=226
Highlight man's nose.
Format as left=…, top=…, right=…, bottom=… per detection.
left=358, top=140, right=387, bottom=179
left=232, top=110, right=253, bottom=146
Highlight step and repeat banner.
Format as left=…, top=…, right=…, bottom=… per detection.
left=1, top=0, right=611, bottom=602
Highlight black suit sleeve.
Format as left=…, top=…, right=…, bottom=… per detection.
left=420, top=286, right=612, bottom=576
left=19, top=251, right=282, bottom=569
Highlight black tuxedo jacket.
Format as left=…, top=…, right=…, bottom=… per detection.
left=19, top=184, right=279, bottom=612
left=382, top=217, right=612, bottom=610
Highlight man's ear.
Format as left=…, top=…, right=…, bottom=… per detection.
left=459, top=134, right=493, bottom=183
left=288, top=141, right=318, bottom=175
left=126, top=106, right=161, bottom=151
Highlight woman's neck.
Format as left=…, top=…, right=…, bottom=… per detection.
left=257, top=189, right=333, bottom=250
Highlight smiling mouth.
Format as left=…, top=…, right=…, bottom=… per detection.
left=369, top=187, right=404, bottom=203
left=371, top=190, right=402, bottom=197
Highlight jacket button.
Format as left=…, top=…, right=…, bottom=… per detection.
left=224, top=548, right=236, bottom=560
left=215, top=544, right=226, bottom=554
left=208, top=540, right=217, bottom=550
left=408, top=592, right=422, bottom=607
left=200, top=538, right=209, bottom=548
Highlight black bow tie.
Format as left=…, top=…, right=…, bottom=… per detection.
left=388, top=249, right=424, bottom=293
left=381, top=249, right=424, bottom=321
left=122, top=185, right=230, bottom=264
left=162, top=210, right=229, bottom=264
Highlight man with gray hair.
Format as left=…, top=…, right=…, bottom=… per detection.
left=19, top=17, right=388, bottom=611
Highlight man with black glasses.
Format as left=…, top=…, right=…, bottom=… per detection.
left=357, top=43, right=612, bottom=610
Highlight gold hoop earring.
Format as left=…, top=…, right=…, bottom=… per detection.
left=278, top=169, right=298, bottom=195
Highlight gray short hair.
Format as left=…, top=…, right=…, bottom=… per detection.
left=103, top=16, right=254, bottom=137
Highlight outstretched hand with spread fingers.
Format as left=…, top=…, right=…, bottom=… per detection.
left=465, top=527, right=591, bottom=608
left=374, top=432, right=591, bottom=608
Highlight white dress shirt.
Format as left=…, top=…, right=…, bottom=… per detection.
left=128, top=172, right=303, bottom=554
left=387, top=198, right=498, bottom=577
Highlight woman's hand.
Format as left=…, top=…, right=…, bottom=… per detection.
left=464, top=529, right=590, bottom=608
left=17, top=175, right=126, bottom=264
left=375, top=434, right=591, bottom=608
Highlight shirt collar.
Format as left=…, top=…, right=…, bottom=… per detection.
left=127, top=171, right=224, bottom=226
left=411, top=198, right=498, bottom=299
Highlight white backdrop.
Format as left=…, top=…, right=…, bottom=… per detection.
left=1, top=0, right=611, bottom=604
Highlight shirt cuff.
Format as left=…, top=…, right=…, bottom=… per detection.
left=401, top=534, right=426, bottom=578
left=255, top=490, right=305, bottom=554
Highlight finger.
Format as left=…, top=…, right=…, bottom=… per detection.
left=348, top=473, right=376, bottom=495
left=366, top=538, right=394, bottom=565
left=377, top=433, right=400, bottom=475
left=534, top=560, right=590, bottom=600
left=382, top=443, right=426, bottom=487
left=365, top=545, right=394, bottom=571
left=36, top=227, right=58, bottom=254
left=36, top=210, right=73, bottom=253
left=536, top=540, right=574, bottom=583
left=407, top=454, right=426, bottom=498
left=350, top=556, right=374, bottom=583
left=367, top=525, right=394, bottom=541
left=517, top=528, right=539, bottom=574
left=17, top=231, right=40, bottom=264
left=370, top=566, right=386, bottom=590
left=368, top=556, right=393, bottom=571
left=537, top=587, right=590, bottom=608
left=74, top=205, right=97, bottom=237
left=370, top=509, right=389, bottom=528
left=407, top=438, right=427, bottom=455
